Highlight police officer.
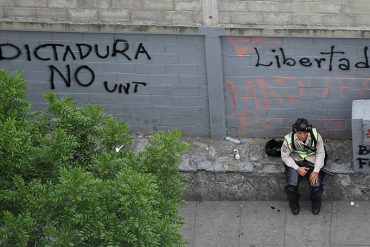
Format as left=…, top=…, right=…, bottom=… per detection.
left=281, top=118, right=326, bottom=215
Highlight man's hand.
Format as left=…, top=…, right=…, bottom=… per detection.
left=309, top=171, right=319, bottom=186
left=297, top=167, right=309, bottom=177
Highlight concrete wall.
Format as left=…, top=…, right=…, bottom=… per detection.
left=223, top=37, right=370, bottom=138
left=352, top=100, right=370, bottom=172
left=218, top=0, right=370, bottom=29
left=1, top=1, right=370, bottom=199
left=0, top=0, right=204, bottom=26
left=1, top=1, right=370, bottom=139
left=1, top=30, right=370, bottom=138
left=1, top=0, right=370, bottom=37
left=0, top=30, right=210, bottom=135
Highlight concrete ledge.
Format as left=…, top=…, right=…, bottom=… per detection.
left=179, top=137, right=370, bottom=201
left=2, top=20, right=370, bottom=38
left=133, top=136, right=370, bottom=200
left=0, top=20, right=200, bottom=34
left=141, top=136, right=370, bottom=201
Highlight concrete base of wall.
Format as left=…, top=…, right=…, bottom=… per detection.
left=132, top=136, right=370, bottom=201
left=182, top=171, right=370, bottom=201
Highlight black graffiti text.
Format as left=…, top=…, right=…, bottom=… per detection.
left=104, top=81, right=147, bottom=94
left=255, top=45, right=369, bottom=71
left=357, top=158, right=370, bottom=169
left=49, top=64, right=147, bottom=94
left=359, top=145, right=370, bottom=155
left=1, top=39, right=152, bottom=91
left=357, top=145, right=370, bottom=169
left=0, top=40, right=151, bottom=62
left=49, top=64, right=95, bottom=89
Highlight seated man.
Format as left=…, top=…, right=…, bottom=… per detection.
left=281, top=118, right=326, bottom=215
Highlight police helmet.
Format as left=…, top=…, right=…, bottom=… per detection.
left=293, top=118, right=312, bottom=132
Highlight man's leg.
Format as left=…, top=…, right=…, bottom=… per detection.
left=285, top=167, right=300, bottom=215
left=310, top=174, right=323, bottom=215
left=299, top=160, right=325, bottom=215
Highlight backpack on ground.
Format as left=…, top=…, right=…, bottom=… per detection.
left=265, top=139, right=284, bottom=157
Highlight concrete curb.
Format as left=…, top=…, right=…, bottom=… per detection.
left=133, top=136, right=370, bottom=201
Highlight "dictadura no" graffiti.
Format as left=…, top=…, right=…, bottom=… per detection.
left=0, top=39, right=151, bottom=93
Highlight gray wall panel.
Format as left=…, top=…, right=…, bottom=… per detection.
left=0, top=30, right=210, bottom=136
left=223, top=36, right=370, bottom=138
left=1, top=30, right=370, bottom=139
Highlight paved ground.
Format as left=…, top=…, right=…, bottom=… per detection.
left=180, top=200, right=370, bottom=247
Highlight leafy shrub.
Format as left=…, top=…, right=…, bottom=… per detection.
left=0, top=69, right=188, bottom=246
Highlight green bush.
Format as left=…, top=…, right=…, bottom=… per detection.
left=0, top=69, right=189, bottom=247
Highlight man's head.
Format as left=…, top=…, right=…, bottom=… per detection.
left=293, top=118, right=311, bottom=141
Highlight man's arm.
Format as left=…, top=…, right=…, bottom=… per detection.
left=313, top=133, right=325, bottom=173
left=281, top=139, right=299, bottom=170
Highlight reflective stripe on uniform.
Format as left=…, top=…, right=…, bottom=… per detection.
left=284, top=128, right=318, bottom=159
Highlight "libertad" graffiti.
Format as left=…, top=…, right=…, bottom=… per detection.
left=255, top=46, right=369, bottom=71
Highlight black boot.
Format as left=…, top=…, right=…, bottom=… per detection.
left=285, top=185, right=300, bottom=215
left=311, top=186, right=323, bottom=215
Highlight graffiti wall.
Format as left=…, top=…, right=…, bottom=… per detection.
left=1, top=30, right=370, bottom=138
left=223, top=37, right=370, bottom=138
left=0, top=30, right=210, bottom=136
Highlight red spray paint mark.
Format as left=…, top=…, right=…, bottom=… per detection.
left=225, top=81, right=237, bottom=109
left=226, top=77, right=308, bottom=132
left=225, top=75, right=370, bottom=134
left=257, top=78, right=269, bottom=108
left=338, top=76, right=355, bottom=98
left=337, top=75, right=370, bottom=99
left=317, top=77, right=330, bottom=97
left=227, top=37, right=281, bottom=56
left=366, top=129, right=370, bottom=139
left=239, top=112, right=247, bottom=127
left=273, top=77, right=305, bottom=104
left=243, top=80, right=260, bottom=109
left=362, top=78, right=370, bottom=89
left=335, top=120, right=346, bottom=129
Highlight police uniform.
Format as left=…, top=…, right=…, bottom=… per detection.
left=281, top=119, right=326, bottom=215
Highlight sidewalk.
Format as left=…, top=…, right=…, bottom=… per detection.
left=180, top=201, right=370, bottom=247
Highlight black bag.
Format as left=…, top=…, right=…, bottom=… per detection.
left=265, top=139, right=283, bottom=157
